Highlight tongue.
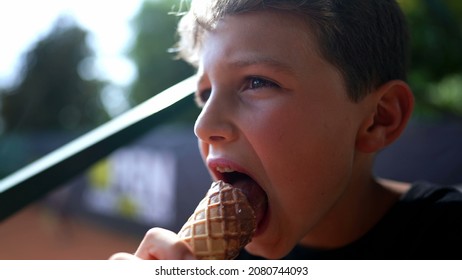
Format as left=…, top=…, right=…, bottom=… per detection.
left=231, top=178, right=267, bottom=225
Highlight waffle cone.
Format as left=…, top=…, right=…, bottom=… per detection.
left=178, top=180, right=256, bottom=260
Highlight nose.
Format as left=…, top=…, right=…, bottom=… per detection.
left=194, top=90, right=236, bottom=144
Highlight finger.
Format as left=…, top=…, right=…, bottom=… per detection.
left=109, top=252, right=142, bottom=260
left=134, top=227, right=196, bottom=260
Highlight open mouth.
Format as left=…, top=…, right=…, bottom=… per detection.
left=217, top=167, right=253, bottom=185
left=214, top=166, right=268, bottom=228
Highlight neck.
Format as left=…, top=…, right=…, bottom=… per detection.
left=299, top=167, right=406, bottom=250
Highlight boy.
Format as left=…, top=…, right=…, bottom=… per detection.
left=111, top=0, right=462, bottom=259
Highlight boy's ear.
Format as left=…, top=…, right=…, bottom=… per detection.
left=355, top=80, right=414, bottom=153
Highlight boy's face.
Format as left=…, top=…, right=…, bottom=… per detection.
left=194, top=11, right=368, bottom=258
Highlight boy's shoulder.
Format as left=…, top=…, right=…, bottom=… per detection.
left=403, top=180, right=462, bottom=200
left=397, top=181, right=462, bottom=237
left=372, top=181, right=462, bottom=259
left=342, top=181, right=462, bottom=259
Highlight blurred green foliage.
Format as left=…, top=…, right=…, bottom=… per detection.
left=399, top=0, right=462, bottom=118
left=0, top=17, right=108, bottom=133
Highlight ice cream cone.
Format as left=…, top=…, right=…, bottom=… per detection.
left=178, top=180, right=256, bottom=260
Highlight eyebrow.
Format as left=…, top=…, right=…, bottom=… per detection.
left=196, top=54, right=297, bottom=88
left=228, top=54, right=297, bottom=76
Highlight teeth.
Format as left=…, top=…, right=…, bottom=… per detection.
left=216, top=166, right=235, bottom=173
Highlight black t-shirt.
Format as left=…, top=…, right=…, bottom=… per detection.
left=237, top=181, right=462, bottom=259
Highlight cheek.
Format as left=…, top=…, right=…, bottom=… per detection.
left=252, top=105, right=357, bottom=216
left=249, top=107, right=327, bottom=177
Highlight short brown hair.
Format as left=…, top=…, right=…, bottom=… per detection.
left=176, top=0, right=409, bottom=101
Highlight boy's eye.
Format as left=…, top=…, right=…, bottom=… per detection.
left=194, top=77, right=279, bottom=107
left=247, top=76, right=279, bottom=90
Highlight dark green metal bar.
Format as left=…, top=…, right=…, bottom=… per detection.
left=0, top=76, right=196, bottom=222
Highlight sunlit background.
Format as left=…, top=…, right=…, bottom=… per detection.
left=0, top=0, right=461, bottom=259
left=0, top=0, right=141, bottom=89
